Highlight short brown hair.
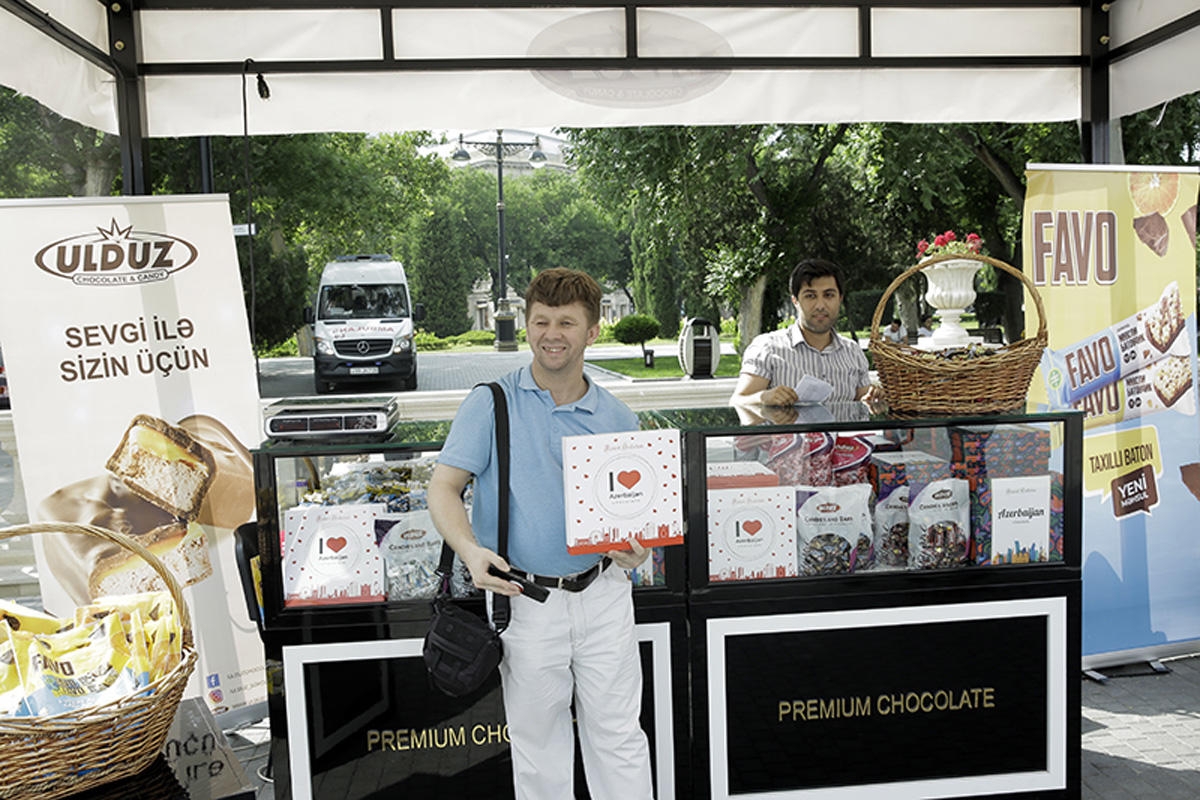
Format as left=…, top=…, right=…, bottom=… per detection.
left=525, top=268, right=602, bottom=326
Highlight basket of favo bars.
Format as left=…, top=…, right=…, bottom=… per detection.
left=869, top=253, right=1047, bottom=415
left=0, top=523, right=196, bottom=800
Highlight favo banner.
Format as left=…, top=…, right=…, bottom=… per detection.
left=1024, top=165, right=1200, bottom=662
left=0, top=195, right=266, bottom=717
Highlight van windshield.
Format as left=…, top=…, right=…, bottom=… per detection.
left=318, top=284, right=409, bottom=320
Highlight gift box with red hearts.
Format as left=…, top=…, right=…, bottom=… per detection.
left=563, top=429, right=684, bottom=555
left=706, top=485, right=798, bottom=582
left=282, top=503, right=387, bottom=606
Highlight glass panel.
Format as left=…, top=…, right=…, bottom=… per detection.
left=703, top=419, right=1065, bottom=582
left=273, top=450, right=468, bottom=607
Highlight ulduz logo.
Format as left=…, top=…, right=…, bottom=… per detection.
left=34, top=218, right=198, bottom=286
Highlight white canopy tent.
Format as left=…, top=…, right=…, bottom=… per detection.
left=1, top=1, right=1198, bottom=193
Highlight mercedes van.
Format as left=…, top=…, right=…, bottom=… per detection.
left=306, top=255, right=425, bottom=394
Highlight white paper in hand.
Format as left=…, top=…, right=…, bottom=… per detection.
left=793, top=375, right=834, bottom=404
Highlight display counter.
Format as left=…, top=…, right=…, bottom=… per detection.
left=251, top=405, right=1081, bottom=799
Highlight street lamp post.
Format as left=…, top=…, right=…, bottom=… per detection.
left=452, top=129, right=545, bottom=351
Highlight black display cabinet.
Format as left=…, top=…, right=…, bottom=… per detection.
left=252, top=406, right=1082, bottom=800
left=651, top=403, right=1082, bottom=800
left=251, top=415, right=688, bottom=800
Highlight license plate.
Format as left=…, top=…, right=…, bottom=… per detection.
left=349, top=366, right=379, bottom=375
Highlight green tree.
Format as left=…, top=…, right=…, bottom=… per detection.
left=402, top=168, right=496, bottom=337
left=611, top=313, right=660, bottom=362
left=149, top=131, right=448, bottom=348
left=504, top=168, right=628, bottom=296
left=0, top=86, right=119, bottom=197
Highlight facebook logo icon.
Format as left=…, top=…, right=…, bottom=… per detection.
left=206, top=673, right=221, bottom=688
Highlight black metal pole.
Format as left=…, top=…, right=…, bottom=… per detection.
left=495, top=130, right=507, bottom=312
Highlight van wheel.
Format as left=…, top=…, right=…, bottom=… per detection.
left=315, top=378, right=335, bottom=394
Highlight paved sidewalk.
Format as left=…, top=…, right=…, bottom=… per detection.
left=1082, top=653, right=1200, bottom=798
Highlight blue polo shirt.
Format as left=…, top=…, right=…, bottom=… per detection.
left=438, top=366, right=640, bottom=576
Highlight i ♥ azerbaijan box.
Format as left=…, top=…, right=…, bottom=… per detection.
left=563, top=429, right=684, bottom=554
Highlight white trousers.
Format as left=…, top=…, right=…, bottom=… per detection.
left=498, top=565, right=653, bottom=800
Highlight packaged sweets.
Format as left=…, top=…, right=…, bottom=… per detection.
left=1, top=599, right=66, bottom=636
left=1040, top=281, right=1185, bottom=407
left=14, top=613, right=148, bottom=717
left=948, top=424, right=1051, bottom=489
left=874, top=484, right=910, bottom=569
left=870, top=450, right=950, bottom=501
left=831, top=435, right=874, bottom=486
left=375, top=511, right=442, bottom=601
left=83, top=592, right=181, bottom=681
left=763, top=432, right=834, bottom=487
left=908, top=478, right=971, bottom=570
left=0, top=635, right=27, bottom=716
left=706, top=461, right=780, bottom=490
left=795, top=483, right=874, bottom=575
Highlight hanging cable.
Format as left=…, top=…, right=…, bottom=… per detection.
left=241, top=59, right=268, bottom=392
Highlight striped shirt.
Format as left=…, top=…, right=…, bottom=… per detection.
left=740, top=324, right=870, bottom=401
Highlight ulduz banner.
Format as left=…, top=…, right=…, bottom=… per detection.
left=0, top=194, right=267, bottom=718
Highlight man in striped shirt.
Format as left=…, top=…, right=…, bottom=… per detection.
left=732, top=259, right=879, bottom=406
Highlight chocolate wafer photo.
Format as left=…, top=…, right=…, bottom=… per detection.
left=106, top=414, right=216, bottom=520
left=1151, top=356, right=1192, bottom=408
left=1145, top=282, right=1184, bottom=353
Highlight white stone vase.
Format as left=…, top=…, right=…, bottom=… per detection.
left=921, top=257, right=982, bottom=348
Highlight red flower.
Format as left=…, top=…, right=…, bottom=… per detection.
left=943, top=230, right=957, bottom=242
left=933, top=234, right=948, bottom=247
left=917, top=239, right=930, bottom=256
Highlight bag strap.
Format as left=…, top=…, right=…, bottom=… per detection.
left=436, top=382, right=511, bottom=631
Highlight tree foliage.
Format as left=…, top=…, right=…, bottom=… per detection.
left=611, top=313, right=661, bottom=358
left=401, top=168, right=495, bottom=337
left=0, top=87, right=119, bottom=197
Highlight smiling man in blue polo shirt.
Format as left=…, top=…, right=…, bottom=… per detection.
left=429, top=267, right=653, bottom=800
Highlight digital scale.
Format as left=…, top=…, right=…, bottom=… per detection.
left=263, top=396, right=400, bottom=441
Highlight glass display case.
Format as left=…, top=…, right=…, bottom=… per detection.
left=648, top=403, right=1083, bottom=800
left=645, top=403, right=1081, bottom=594
left=253, top=414, right=685, bottom=632
left=251, top=405, right=1082, bottom=800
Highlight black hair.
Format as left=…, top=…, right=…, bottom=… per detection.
left=789, top=258, right=845, bottom=298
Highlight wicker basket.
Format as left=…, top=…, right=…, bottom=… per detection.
left=0, top=523, right=197, bottom=800
left=869, top=253, right=1047, bottom=415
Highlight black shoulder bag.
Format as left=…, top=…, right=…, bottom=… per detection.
left=423, top=382, right=512, bottom=697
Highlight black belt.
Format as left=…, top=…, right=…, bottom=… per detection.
left=510, top=557, right=612, bottom=593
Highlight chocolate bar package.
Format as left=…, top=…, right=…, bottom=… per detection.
left=1072, top=355, right=1196, bottom=430
left=1040, top=281, right=1185, bottom=407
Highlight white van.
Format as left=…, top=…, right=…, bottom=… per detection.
left=306, top=255, right=425, bottom=394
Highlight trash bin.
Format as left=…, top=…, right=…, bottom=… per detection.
left=494, top=311, right=518, bottom=352
left=677, top=317, right=720, bottom=378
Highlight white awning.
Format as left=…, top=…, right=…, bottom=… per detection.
left=0, top=2, right=1196, bottom=137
